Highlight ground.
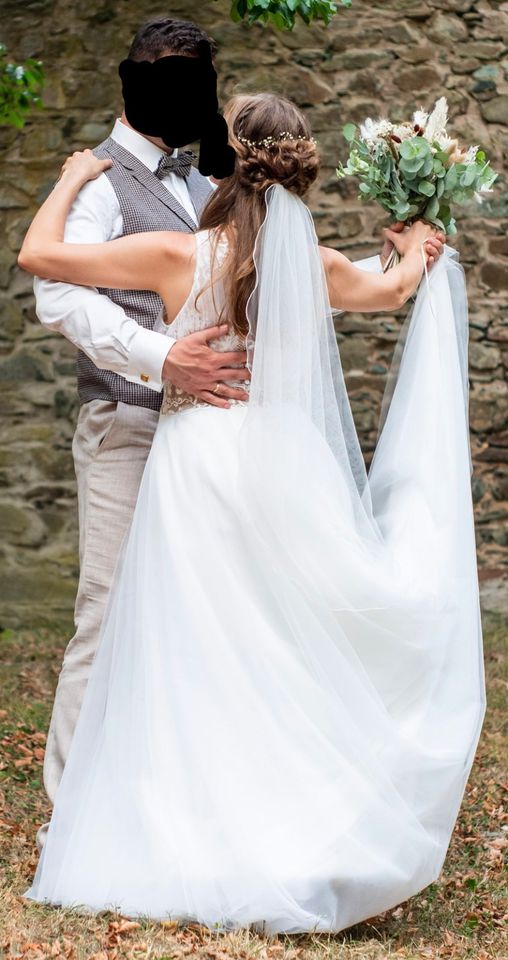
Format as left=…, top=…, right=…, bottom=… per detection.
left=1, top=616, right=506, bottom=960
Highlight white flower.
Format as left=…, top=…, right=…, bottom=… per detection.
left=392, top=123, right=414, bottom=141
left=425, top=97, right=449, bottom=143
left=435, top=133, right=454, bottom=150
left=412, top=108, right=428, bottom=129
left=359, top=117, right=393, bottom=147
left=464, top=145, right=479, bottom=164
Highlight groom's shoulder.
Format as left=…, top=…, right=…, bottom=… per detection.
left=93, top=137, right=116, bottom=159
left=92, top=137, right=143, bottom=186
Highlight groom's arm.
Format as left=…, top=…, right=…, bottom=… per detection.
left=34, top=175, right=174, bottom=392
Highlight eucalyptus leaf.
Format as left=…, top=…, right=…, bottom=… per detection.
left=399, top=156, right=425, bottom=174
left=395, top=201, right=411, bottom=218
left=424, top=195, right=440, bottom=220
left=460, top=164, right=478, bottom=187
left=419, top=156, right=434, bottom=178
left=417, top=180, right=435, bottom=197
left=399, top=138, right=427, bottom=160
left=444, top=166, right=458, bottom=191
left=438, top=204, right=451, bottom=225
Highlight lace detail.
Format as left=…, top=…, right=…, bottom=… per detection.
left=160, top=230, right=248, bottom=416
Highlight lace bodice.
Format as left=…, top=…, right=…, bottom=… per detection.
left=159, top=230, right=247, bottom=416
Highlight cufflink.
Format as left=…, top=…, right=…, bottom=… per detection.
left=140, top=374, right=149, bottom=383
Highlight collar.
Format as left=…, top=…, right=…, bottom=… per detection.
left=110, top=118, right=177, bottom=173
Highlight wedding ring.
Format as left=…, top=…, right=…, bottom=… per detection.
left=213, top=383, right=221, bottom=395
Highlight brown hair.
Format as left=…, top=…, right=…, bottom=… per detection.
left=127, top=18, right=217, bottom=62
left=199, top=93, right=320, bottom=337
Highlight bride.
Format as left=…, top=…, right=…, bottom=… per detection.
left=18, top=92, right=484, bottom=934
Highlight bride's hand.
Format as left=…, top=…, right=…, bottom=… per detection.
left=58, top=149, right=113, bottom=185
left=384, top=221, right=446, bottom=266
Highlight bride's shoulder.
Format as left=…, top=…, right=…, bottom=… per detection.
left=161, top=231, right=196, bottom=265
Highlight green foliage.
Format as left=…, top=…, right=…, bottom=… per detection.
left=0, top=43, right=44, bottom=128
left=219, top=0, right=351, bottom=30
left=337, top=125, right=498, bottom=236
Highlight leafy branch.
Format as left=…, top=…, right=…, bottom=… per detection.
left=221, top=0, right=351, bottom=30
left=0, top=43, right=44, bottom=128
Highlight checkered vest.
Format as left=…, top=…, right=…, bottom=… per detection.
left=76, top=137, right=213, bottom=409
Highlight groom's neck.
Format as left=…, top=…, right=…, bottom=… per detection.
left=120, top=112, right=175, bottom=154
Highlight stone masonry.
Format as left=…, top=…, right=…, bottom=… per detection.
left=0, top=0, right=507, bottom=624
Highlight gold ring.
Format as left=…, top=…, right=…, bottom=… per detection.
left=213, top=383, right=220, bottom=395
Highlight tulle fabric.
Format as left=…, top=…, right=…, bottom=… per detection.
left=25, top=189, right=484, bottom=933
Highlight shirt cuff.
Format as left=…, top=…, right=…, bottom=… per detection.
left=125, top=326, right=176, bottom=392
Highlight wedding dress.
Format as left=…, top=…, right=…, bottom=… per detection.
left=25, top=186, right=485, bottom=933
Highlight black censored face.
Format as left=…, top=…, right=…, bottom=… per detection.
left=119, top=54, right=219, bottom=148
left=118, top=50, right=236, bottom=178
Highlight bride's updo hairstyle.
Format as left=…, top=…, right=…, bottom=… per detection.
left=199, top=93, right=320, bottom=336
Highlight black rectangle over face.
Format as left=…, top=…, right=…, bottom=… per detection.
left=118, top=49, right=235, bottom=179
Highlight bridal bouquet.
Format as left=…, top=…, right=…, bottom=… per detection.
left=336, top=97, right=497, bottom=238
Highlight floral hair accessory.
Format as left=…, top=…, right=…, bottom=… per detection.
left=237, top=132, right=317, bottom=149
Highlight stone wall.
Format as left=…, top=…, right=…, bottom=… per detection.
left=0, top=0, right=507, bottom=625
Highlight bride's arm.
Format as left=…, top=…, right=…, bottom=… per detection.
left=18, top=150, right=193, bottom=294
left=321, top=221, right=442, bottom=313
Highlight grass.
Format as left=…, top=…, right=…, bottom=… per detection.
left=0, top=615, right=507, bottom=960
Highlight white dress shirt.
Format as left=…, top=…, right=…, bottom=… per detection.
left=34, top=119, right=198, bottom=393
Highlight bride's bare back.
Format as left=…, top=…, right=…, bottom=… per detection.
left=160, top=231, right=247, bottom=416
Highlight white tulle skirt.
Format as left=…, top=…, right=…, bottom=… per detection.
left=25, top=194, right=484, bottom=930
left=25, top=377, right=484, bottom=931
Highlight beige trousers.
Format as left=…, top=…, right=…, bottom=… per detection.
left=37, top=400, right=160, bottom=851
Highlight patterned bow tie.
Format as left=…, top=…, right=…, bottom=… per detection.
left=154, top=151, right=195, bottom=180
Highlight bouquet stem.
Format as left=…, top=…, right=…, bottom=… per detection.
left=383, top=246, right=401, bottom=272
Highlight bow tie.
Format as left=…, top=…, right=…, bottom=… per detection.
left=154, top=151, right=195, bottom=180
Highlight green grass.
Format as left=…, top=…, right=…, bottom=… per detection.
left=1, top=616, right=506, bottom=960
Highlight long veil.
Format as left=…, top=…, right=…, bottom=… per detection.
left=239, top=183, right=485, bottom=862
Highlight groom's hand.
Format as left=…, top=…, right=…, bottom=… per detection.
left=162, top=325, right=250, bottom=409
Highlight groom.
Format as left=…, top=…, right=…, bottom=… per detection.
left=34, top=17, right=248, bottom=850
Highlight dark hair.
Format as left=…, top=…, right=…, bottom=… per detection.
left=127, top=17, right=217, bottom=62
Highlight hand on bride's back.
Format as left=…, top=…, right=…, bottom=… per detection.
left=384, top=221, right=446, bottom=266
left=59, top=149, right=113, bottom=185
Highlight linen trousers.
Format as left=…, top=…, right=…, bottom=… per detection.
left=37, top=399, right=160, bottom=851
